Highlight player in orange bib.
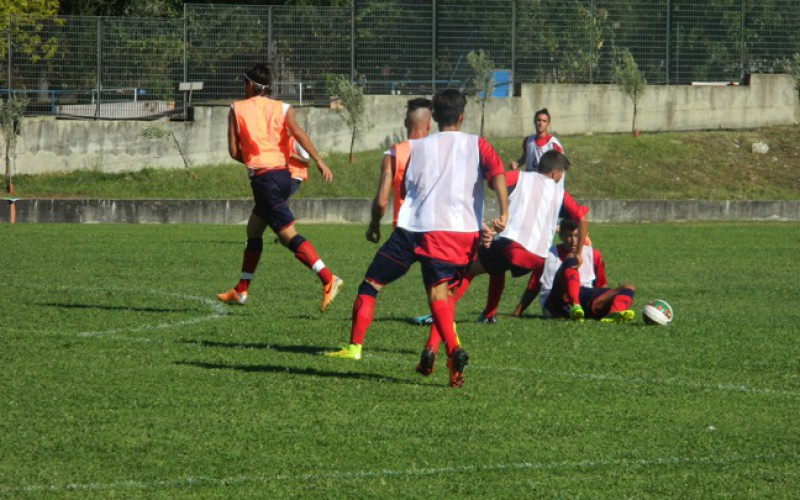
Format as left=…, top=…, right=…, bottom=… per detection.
left=217, top=63, right=343, bottom=312
left=325, top=98, right=432, bottom=362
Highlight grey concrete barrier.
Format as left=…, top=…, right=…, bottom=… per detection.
left=2, top=198, right=799, bottom=224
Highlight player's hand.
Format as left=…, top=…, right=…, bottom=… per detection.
left=317, top=161, right=333, bottom=182
left=492, top=214, right=507, bottom=233
left=510, top=161, right=519, bottom=170
left=366, top=222, right=380, bottom=243
left=481, top=221, right=496, bottom=248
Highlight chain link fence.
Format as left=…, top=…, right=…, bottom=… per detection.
left=3, top=0, right=800, bottom=118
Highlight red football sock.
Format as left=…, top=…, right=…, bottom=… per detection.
left=564, top=267, right=581, bottom=305
left=294, top=241, right=333, bottom=285
left=451, top=274, right=473, bottom=302
left=430, top=299, right=458, bottom=356
left=235, top=248, right=261, bottom=293
left=482, top=273, right=505, bottom=317
left=609, top=293, right=633, bottom=313
left=350, top=294, right=375, bottom=345
left=425, top=295, right=455, bottom=353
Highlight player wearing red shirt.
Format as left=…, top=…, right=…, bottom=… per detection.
left=325, top=98, right=432, bottom=361
left=405, top=89, right=508, bottom=387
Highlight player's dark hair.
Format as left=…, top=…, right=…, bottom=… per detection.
left=559, top=218, right=578, bottom=234
left=243, top=63, right=273, bottom=96
left=432, top=89, right=466, bottom=126
left=407, top=97, right=433, bottom=113
left=534, top=108, right=551, bottom=121
left=537, top=150, right=570, bottom=174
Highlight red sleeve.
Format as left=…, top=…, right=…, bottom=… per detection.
left=503, top=169, right=519, bottom=190
left=592, top=248, right=607, bottom=288
left=553, top=142, right=563, bottom=153
left=560, top=191, right=589, bottom=220
left=478, top=137, right=505, bottom=184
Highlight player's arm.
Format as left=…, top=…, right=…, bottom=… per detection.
left=510, top=137, right=527, bottom=170
left=284, top=107, right=332, bottom=182
left=593, top=249, right=607, bottom=288
left=227, top=108, right=243, bottom=163
left=513, top=268, right=543, bottom=317
left=366, top=153, right=394, bottom=243
left=479, top=138, right=509, bottom=231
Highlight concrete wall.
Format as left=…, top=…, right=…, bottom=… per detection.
left=3, top=198, right=799, bottom=224
left=7, top=74, right=799, bottom=175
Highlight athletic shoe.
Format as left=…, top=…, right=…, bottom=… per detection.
left=447, top=347, right=469, bottom=388
left=325, top=343, right=362, bottom=360
left=320, top=276, right=344, bottom=312
left=568, top=304, right=585, bottom=322
left=474, top=313, right=497, bottom=324
left=601, top=309, right=636, bottom=324
left=409, top=314, right=434, bottom=326
left=217, top=288, right=247, bottom=305
left=415, top=348, right=436, bottom=376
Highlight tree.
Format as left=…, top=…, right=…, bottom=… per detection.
left=0, top=0, right=59, bottom=65
left=614, top=48, right=646, bottom=137
left=466, top=49, right=495, bottom=138
left=1, top=94, right=29, bottom=197
left=325, top=74, right=367, bottom=164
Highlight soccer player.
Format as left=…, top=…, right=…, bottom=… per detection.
left=405, top=89, right=507, bottom=387
left=217, top=63, right=343, bottom=311
left=510, top=108, right=564, bottom=171
left=416, top=151, right=588, bottom=365
left=537, top=219, right=636, bottom=322
left=325, top=98, right=433, bottom=361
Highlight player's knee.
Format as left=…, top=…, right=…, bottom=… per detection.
left=358, top=281, right=380, bottom=298
left=287, top=234, right=306, bottom=252
left=246, top=237, right=263, bottom=252
left=618, top=286, right=635, bottom=297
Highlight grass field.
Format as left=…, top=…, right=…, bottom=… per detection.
left=1, top=222, right=799, bottom=497
left=11, top=125, right=800, bottom=201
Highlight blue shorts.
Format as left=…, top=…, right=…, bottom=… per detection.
left=364, top=228, right=416, bottom=286
left=418, top=257, right=468, bottom=290
left=478, top=237, right=544, bottom=278
left=250, top=169, right=296, bottom=233
left=544, top=286, right=610, bottom=319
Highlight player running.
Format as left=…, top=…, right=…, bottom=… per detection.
left=217, top=63, right=343, bottom=311
left=325, top=98, right=433, bottom=361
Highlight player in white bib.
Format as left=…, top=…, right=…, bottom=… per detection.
left=529, top=218, right=636, bottom=322
left=401, top=89, right=508, bottom=388
left=510, top=108, right=564, bottom=172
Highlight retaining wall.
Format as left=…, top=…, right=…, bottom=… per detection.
left=6, top=74, right=799, bottom=176
left=3, top=198, right=799, bottom=224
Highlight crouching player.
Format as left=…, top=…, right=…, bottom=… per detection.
left=540, top=218, right=635, bottom=322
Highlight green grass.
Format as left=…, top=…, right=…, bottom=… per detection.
left=1, top=222, right=799, bottom=497
left=11, top=125, right=800, bottom=200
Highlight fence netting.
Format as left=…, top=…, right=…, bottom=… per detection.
left=2, top=0, right=799, bottom=118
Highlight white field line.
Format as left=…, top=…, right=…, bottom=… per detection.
left=5, top=452, right=792, bottom=494
left=360, top=353, right=800, bottom=399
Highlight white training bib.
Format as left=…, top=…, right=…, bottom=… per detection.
left=497, top=171, right=564, bottom=258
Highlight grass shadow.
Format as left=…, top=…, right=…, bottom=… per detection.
left=175, top=360, right=413, bottom=385
left=40, top=302, right=194, bottom=313
left=181, top=339, right=420, bottom=357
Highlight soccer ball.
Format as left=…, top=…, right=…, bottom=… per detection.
left=642, top=299, right=673, bottom=326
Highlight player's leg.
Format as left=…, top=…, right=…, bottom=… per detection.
left=327, top=230, right=415, bottom=360
left=513, top=272, right=541, bottom=317
left=548, top=257, right=584, bottom=321
left=421, top=259, right=469, bottom=387
left=596, top=284, right=636, bottom=323
left=217, top=212, right=268, bottom=305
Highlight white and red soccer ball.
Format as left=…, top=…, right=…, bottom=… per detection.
left=642, top=299, right=673, bottom=326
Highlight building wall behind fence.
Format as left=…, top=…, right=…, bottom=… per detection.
left=10, top=74, right=799, bottom=176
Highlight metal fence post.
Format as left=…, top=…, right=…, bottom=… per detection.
left=511, top=0, right=516, bottom=94
left=183, top=4, right=188, bottom=111
left=268, top=6, right=273, bottom=63
left=432, top=0, right=437, bottom=92
left=350, top=0, right=355, bottom=81
left=666, top=0, right=671, bottom=84
left=589, top=0, right=594, bottom=84
left=740, top=0, right=746, bottom=82
left=95, top=17, right=102, bottom=119
left=7, top=14, right=12, bottom=91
